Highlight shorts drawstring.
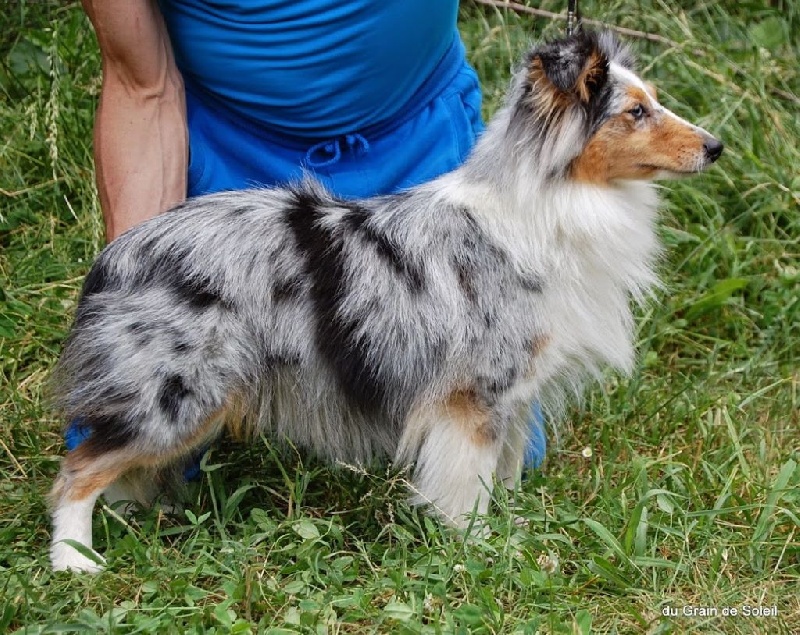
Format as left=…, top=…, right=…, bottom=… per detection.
left=304, top=133, right=371, bottom=168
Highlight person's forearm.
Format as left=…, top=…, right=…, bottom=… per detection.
left=94, top=67, right=187, bottom=241
left=82, top=0, right=188, bottom=242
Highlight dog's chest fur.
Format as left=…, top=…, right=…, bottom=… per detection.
left=452, top=178, right=662, bottom=400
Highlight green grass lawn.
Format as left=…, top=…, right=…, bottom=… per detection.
left=1, top=1, right=798, bottom=633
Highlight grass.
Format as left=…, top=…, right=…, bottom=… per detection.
left=1, top=0, right=798, bottom=632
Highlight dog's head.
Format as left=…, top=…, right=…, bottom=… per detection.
left=511, top=30, right=723, bottom=184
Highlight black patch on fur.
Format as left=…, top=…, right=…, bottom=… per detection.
left=228, top=205, right=257, bottom=217
left=125, top=320, right=153, bottom=347
left=534, top=31, right=611, bottom=96
left=518, top=273, right=544, bottom=294
left=583, top=77, right=615, bottom=136
left=134, top=242, right=225, bottom=309
left=263, top=352, right=301, bottom=369
left=71, top=413, right=136, bottom=454
left=159, top=374, right=192, bottom=423
left=135, top=243, right=189, bottom=283
left=133, top=238, right=233, bottom=312
left=135, top=235, right=173, bottom=265
left=173, top=340, right=192, bottom=354
left=453, top=257, right=477, bottom=304
left=127, top=321, right=146, bottom=334
left=172, top=273, right=228, bottom=311
left=138, top=249, right=231, bottom=311
left=80, top=255, right=116, bottom=299
left=452, top=210, right=515, bottom=306
left=342, top=204, right=425, bottom=293
left=462, top=210, right=509, bottom=261
left=537, top=35, right=596, bottom=93
left=272, top=277, right=303, bottom=303
left=136, top=333, right=153, bottom=347
left=477, top=364, right=519, bottom=400
left=283, top=187, right=392, bottom=417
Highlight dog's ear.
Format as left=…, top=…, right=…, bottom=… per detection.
left=528, top=32, right=609, bottom=105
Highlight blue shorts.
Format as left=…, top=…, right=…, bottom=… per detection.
left=184, top=38, right=484, bottom=199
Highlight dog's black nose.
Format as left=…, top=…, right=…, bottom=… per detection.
left=703, top=138, right=724, bottom=163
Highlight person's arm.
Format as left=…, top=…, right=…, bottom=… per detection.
left=82, top=0, right=188, bottom=241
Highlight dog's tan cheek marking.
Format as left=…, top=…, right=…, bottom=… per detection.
left=614, top=85, right=704, bottom=175
left=571, top=83, right=669, bottom=183
left=571, top=87, right=708, bottom=183
left=569, top=116, right=645, bottom=184
left=570, top=123, right=613, bottom=183
left=445, top=389, right=494, bottom=446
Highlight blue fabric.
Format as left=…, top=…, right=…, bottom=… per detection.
left=64, top=417, right=204, bottom=481
left=525, top=402, right=547, bottom=469
left=159, top=0, right=458, bottom=139
left=64, top=416, right=91, bottom=452
left=184, top=37, right=483, bottom=199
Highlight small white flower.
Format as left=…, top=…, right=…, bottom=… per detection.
left=453, top=563, right=466, bottom=574
left=537, top=552, right=559, bottom=575
left=581, top=446, right=593, bottom=458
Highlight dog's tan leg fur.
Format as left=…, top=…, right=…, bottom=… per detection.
left=397, top=390, right=505, bottom=527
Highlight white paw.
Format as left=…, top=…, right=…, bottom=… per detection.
left=51, top=541, right=106, bottom=574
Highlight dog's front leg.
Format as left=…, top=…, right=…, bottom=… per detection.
left=396, top=391, right=506, bottom=527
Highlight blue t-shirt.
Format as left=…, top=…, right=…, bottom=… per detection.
left=158, top=0, right=459, bottom=139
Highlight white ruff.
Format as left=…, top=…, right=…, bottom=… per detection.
left=439, top=170, right=661, bottom=396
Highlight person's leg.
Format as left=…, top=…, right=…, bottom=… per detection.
left=526, top=402, right=547, bottom=469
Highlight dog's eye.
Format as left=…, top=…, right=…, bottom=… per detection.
left=628, top=104, right=647, bottom=120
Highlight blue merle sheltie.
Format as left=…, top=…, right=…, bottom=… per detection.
left=49, top=30, right=722, bottom=572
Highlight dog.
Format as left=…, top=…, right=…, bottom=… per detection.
left=49, top=30, right=722, bottom=572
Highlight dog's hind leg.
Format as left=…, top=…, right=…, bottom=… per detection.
left=398, top=391, right=506, bottom=528
left=102, top=465, right=182, bottom=515
left=49, top=440, right=140, bottom=573
left=49, top=393, right=241, bottom=572
left=50, top=441, right=211, bottom=572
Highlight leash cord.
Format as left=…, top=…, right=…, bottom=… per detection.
left=566, top=0, right=580, bottom=35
